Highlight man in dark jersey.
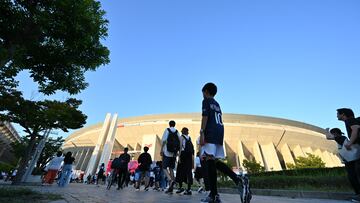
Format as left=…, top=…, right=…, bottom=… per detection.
left=337, top=108, right=360, bottom=202
left=199, top=83, right=243, bottom=203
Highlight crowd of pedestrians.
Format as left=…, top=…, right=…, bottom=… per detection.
left=9, top=82, right=360, bottom=203
left=99, top=83, right=251, bottom=203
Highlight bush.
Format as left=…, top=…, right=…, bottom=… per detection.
left=252, top=167, right=347, bottom=177
left=286, top=153, right=325, bottom=169
left=0, top=162, right=15, bottom=173
left=218, top=167, right=352, bottom=192
left=243, top=159, right=265, bottom=174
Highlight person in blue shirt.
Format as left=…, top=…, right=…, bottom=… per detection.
left=199, top=83, right=243, bottom=203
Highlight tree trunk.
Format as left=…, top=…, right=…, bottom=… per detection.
left=12, top=135, right=38, bottom=185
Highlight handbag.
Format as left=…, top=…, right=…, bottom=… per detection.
left=339, top=139, right=360, bottom=162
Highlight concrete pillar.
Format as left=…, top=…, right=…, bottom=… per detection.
left=81, top=148, right=93, bottom=172
left=281, top=144, right=295, bottom=167
left=260, top=143, right=282, bottom=171
left=99, top=114, right=118, bottom=167
left=85, top=113, right=112, bottom=175
left=76, top=149, right=87, bottom=170
left=330, top=153, right=343, bottom=166
left=252, top=142, right=264, bottom=167
left=74, top=150, right=82, bottom=165
left=322, top=151, right=336, bottom=167
left=292, top=145, right=305, bottom=158
left=313, top=149, right=330, bottom=167
left=237, top=141, right=247, bottom=170
left=302, top=147, right=313, bottom=157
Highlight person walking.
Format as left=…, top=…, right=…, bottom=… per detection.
left=336, top=108, right=360, bottom=202
left=58, top=152, right=75, bottom=187
left=117, top=147, right=131, bottom=189
left=194, top=152, right=205, bottom=193
left=43, top=151, right=64, bottom=185
left=326, top=127, right=360, bottom=201
left=160, top=120, right=181, bottom=194
left=96, top=163, right=106, bottom=185
left=199, top=83, right=248, bottom=203
left=175, top=127, right=195, bottom=195
left=135, top=146, right=152, bottom=191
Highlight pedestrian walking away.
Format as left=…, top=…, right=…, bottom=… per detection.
left=199, top=82, right=252, bottom=203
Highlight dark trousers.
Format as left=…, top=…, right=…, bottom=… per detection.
left=206, top=159, right=239, bottom=198
left=345, top=160, right=360, bottom=194
left=200, top=159, right=210, bottom=191
left=117, top=168, right=128, bottom=188
left=176, top=153, right=193, bottom=189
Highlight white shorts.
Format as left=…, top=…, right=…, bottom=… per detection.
left=200, top=143, right=225, bottom=159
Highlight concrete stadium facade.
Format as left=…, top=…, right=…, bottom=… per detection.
left=0, top=121, right=20, bottom=164
left=62, top=113, right=342, bottom=176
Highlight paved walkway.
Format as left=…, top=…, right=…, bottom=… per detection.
left=18, top=183, right=350, bottom=203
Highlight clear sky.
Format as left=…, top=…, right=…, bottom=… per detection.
left=15, top=0, right=360, bottom=138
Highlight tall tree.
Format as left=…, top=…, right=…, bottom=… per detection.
left=0, top=91, right=87, bottom=183
left=0, top=0, right=109, bottom=94
left=0, top=0, right=109, bottom=184
left=11, top=136, right=64, bottom=172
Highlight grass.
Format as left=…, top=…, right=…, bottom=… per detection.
left=0, top=187, right=62, bottom=203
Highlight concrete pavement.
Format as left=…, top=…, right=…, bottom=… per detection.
left=19, top=183, right=351, bottom=203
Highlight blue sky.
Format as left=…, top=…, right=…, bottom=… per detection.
left=16, top=0, right=360, bottom=138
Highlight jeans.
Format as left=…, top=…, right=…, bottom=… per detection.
left=58, top=164, right=72, bottom=187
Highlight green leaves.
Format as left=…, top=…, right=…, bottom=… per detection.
left=0, top=0, right=110, bottom=95
left=0, top=90, right=87, bottom=134
left=243, top=159, right=265, bottom=174
left=286, top=153, right=326, bottom=169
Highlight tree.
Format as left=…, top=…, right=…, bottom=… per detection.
left=0, top=91, right=87, bottom=183
left=242, top=159, right=265, bottom=174
left=36, top=137, right=64, bottom=170
left=0, top=0, right=109, bottom=184
left=286, top=153, right=325, bottom=169
left=0, top=0, right=110, bottom=94
left=11, top=136, right=64, bottom=173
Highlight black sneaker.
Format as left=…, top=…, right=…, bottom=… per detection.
left=165, top=187, right=173, bottom=194
left=200, top=196, right=213, bottom=202
left=351, top=195, right=360, bottom=202
left=213, top=194, right=222, bottom=203
left=183, top=189, right=192, bottom=195
left=176, top=188, right=185, bottom=194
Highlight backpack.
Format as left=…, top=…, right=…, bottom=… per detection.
left=111, top=157, right=121, bottom=169
left=182, top=135, right=194, bottom=155
left=166, top=128, right=180, bottom=153
left=119, top=154, right=129, bottom=169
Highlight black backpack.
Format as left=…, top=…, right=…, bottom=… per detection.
left=182, top=135, right=194, bottom=155
left=111, top=157, right=121, bottom=169
left=166, top=128, right=180, bottom=153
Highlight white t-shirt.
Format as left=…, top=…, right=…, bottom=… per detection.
left=162, top=127, right=181, bottom=157
left=195, top=156, right=201, bottom=168
left=181, top=134, right=190, bottom=151
left=47, top=156, right=64, bottom=170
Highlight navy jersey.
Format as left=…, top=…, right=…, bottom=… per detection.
left=202, top=98, right=224, bottom=145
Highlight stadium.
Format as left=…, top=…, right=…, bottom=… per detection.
left=62, top=113, right=342, bottom=176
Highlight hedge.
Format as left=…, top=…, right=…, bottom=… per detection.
left=218, top=167, right=352, bottom=192
left=0, top=162, right=15, bottom=173
left=251, top=167, right=347, bottom=177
